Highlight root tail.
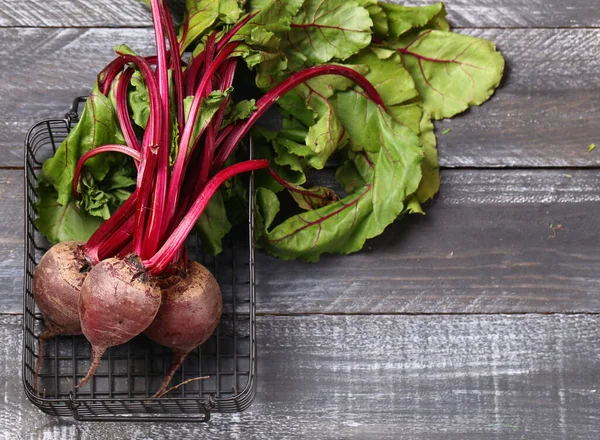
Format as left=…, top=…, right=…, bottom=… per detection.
left=34, top=328, right=58, bottom=395
left=153, top=350, right=190, bottom=398
left=76, top=345, right=106, bottom=388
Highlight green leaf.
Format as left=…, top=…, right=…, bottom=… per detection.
left=285, top=0, right=373, bottom=65
left=254, top=187, right=280, bottom=243
left=252, top=128, right=306, bottom=192
left=414, top=111, right=439, bottom=204
left=40, top=86, right=125, bottom=207
left=288, top=185, right=338, bottom=210
left=588, top=143, right=596, bottom=153
left=178, top=0, right=242, bottom=53
left=195, top=189, right=233, bottom=255
left=366, top=4, right=389, bottom=36
left=352, top=0, right=388, bottom=36
left=183, top=89, right=231, bottom=155
left=218, top=0, right=243, bottom=24
left=335, top=152, right=366, bottom=194
left=34, top=180, right=104, bottom=245
left=234, top=0, right=304, bottom=87
left=113, top=44, right=139, bottom=57
left=395, top=30, right=505, bottom=119
left=235, top=0, right=305, bottom=40
left=255, top=90, right=423, bottom=262
left=345, top=48, right=418, bottom=108
left=222, top=99, right=257, bottom=127
left=379, top=2, right=448, bottom=37
left=386, top=103, right=423, bottom=134
left=276, top=69, right=366, bottom=168
left=129, top=71, right=150, bottom=129
left=76, top=163, right=136, bottom=220
left=343, top=48, right=424, bottom=132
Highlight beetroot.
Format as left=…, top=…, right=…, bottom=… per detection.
left=76, top=257, right=161, bottom=388
left=32, top=241, right=88, bottom=390
left=144, top=261, right=222, bottom=396
left=33, top=241, right=88, bottom=336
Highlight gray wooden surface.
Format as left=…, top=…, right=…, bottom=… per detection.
left=3, top=0, right=600, bottom=439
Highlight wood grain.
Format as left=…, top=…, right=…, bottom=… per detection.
left=1, top=0, right=599, bottom=28
left=5, top=314, right=600, bottom=439
left=2, top=28, right=600, bottom=168
left=0, top=170, right=23, bottom=316
left=4, top=168, right=600, bottom=314
left=256, top=168, right=600, bottom=314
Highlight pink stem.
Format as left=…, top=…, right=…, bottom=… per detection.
left=142, top=0, right=171, bottom=258
left=184, top=51, right=206, bottom=97
left=144, top=159, right=269, bottom=274
left=159, top=0, right=184, bottom=133
left=117, top=240, right=135, bottom=259
left=197, top=59, right=238, bottom=190
left=112, top=54, right=162, bottom=256
left=163, top=42, right=241, bottom=231
left=83, top=190, right=138, bottom=265
left=96, top=215, right=135, bottom=260
left=115, top=68, right=140, bottom=152
left=99, top=58, right=123, bottom=96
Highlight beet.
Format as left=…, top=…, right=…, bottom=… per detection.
left=77, top=256, right=161, bottom=388
left=144, top=261, right=222, bottom=397
left=32, top=240, right=89, bottom=391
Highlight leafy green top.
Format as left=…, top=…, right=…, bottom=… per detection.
left=36, top=0, right=504, bottom=261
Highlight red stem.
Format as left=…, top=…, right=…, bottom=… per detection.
left=197, top=59, right=238, bottom=190
left=117, top=240, right=135, bottom=259
left=142, top=0, right=171, bottom=258
left=184, top=51, right=206, bottom=97
left=116, top=68, right=140, bottom=152
left=203, top=34, right=217, bottom=96
left=98, top=58, right=123, bottom=96
left=159, top=0, right=184, bottom=133
left=213, top=65, right=385, bottom=169
left=164, top=41, right=241, bottom=231
left=144, top=159, right=269, bottom=274
left=83, top=190, right=138, bottom=264
left=96, top=215, right=135, bottom=260
left=111, top=53, right=162, bottom=256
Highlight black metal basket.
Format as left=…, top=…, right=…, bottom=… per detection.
left=22, top=98, right=257, bottom=422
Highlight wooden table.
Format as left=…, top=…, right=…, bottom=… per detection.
left=2, top=0, right=600, bottom=438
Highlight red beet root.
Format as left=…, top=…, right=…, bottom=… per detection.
left=77, top=256, right=161, bottom=388
left=144, top=261, right=222, bottom=397
left=32, top=241, right=88, bottom=391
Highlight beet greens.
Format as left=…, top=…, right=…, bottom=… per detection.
left=31, top=0, right=504, bottom=393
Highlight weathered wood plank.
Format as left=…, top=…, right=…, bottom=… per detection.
left=439, top=27, right=600, bottom=167
left=1, top=28, right=600, bottom=167
left=4, top=314, right=600, bottom=439
left=0, top=0, right=153, bottom=28
left=4, top=168, right=600, bottom=314
left=256, top=168, right=600, bottom=314
left=1, top=0, right=599, bottom=28
left=0, top=171, right=23, bottom=316
left=0, top=28, right=156, bottom=167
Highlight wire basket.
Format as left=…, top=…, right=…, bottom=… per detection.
left=22, top=98, right=257, bottom=422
